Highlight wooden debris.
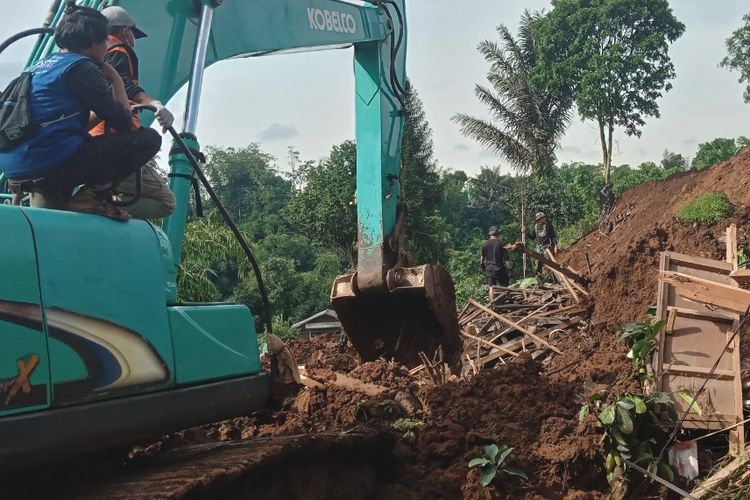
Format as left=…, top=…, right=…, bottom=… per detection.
left=690, top=453, right=750, bottom=499
left=298, top=366, right=387, bottom=396
left=507, top=242, right=589, bottom=286
left=458, top=280, right=586, bottom=374
left=659, top=270, right=750, bottom=314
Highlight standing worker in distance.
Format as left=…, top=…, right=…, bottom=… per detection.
left=90, top=5, right=176, bottom=219
left=481, top=225, right=513, bottom=301
left=527, top=211, right=558, bottom=276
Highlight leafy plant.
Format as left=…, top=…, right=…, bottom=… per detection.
left=579, top=392, right=677, bottom=489
left=676, top=388, right=703, bottom=417
left=621, top=317, right=666, bottom=378
left=468, top=443, right=528, bottom=487
left=678, top=192, right=734, bottom=224
left=392, top=418, right=423, bottom=441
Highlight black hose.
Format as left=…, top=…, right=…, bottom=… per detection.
left=133, top=106, right=273, bottom=333
left=0, top=27, right=55, bottom=57
left=175, top=130, right=273, bottom=333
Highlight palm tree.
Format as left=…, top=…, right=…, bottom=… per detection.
left=453, top=10, right=572, bottom=177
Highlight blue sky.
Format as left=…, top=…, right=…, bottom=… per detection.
left=1, top=1, right=748, bottom=175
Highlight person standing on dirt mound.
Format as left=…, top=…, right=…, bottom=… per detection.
left=481, top=226, right=513, bottom=300
left=527, top=212, right=558, bottom=276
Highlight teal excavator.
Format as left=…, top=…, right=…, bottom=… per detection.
left=0, top=0, right=459, bottom=469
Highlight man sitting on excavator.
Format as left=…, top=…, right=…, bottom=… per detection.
left=0, top=4, right=161, bottom=220
left=89, top=6, right=176, bottom=220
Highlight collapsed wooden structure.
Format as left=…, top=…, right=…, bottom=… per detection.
left=454, top=244, right=590, bottom=376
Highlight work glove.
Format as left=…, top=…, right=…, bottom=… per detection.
left=152, top=101, right=174, bottom=131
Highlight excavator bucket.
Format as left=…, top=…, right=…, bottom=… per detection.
left=331, top=264, right=461, bottom=367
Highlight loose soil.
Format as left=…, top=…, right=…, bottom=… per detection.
left=12, top=150, right=750, bottom=499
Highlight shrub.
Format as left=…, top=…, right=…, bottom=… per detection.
left=678, top=192, right=734, bottom=224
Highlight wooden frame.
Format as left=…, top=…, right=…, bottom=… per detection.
left=654, top=251, right=744, bottom=456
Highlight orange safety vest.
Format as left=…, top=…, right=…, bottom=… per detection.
left=89, top=38, right=140, bottom=137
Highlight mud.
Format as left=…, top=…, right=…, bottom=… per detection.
left=564, top=147, right=750, bottom=327
left=12, top=151, right=750, bottom=499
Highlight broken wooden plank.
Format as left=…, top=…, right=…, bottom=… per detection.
left=659, top=271, right=750, bottom=314
left=729, top=269, right=750, bottom=285
left=462, top=329, right=521, bottom=357
left=727, top=223, right=738, bottom=270
left=298, top=366, right=387, bottom=396
left=690, top=453, right=750, bottom=499
left=468, top=299, right=562, bottom=354
left=508, top=243, right=588, bottom=286
left=545, top=248, right=590, bottom=297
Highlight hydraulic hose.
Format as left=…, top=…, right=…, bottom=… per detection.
left=133, top=106, right=273, bottom=334
left=0, top=28, right=55, bottom=57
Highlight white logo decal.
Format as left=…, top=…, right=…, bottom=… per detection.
left=307, top=7, right=357, bottom=34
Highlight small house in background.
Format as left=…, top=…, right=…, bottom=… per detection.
left=292, top=309, right=342, bottom=339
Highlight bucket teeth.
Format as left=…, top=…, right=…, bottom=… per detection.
left=331, top=264, right=460, bottom=367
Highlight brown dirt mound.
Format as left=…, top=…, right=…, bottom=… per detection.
left=349, top=359, right=416, bottom=389
left=565, top=147, right=750, bottom=326
left=378, top=355, right=605, bottom=499
left=288, top=333, right=360, bottom=372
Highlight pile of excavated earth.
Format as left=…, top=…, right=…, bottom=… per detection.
left=12, top=148, right=750, bottom=499
left=167, top=147, right=750, bottom=499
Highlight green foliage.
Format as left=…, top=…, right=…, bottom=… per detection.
left=721, top=13, right=750, bottom=104
left=535, top=0, right=685, bottom=184
left=580, top=392, right=676, bottom=489
left=447, top=241, right=487, bottom=307
left=691, top=137, right=750, bottom=170
left=558, top=211, right=599, bottom=249
left=678, top=192, right=735, bottom=224
left=401, top=82, right=453, bottom=265
left=271, top=314, right=298, bottom=341
left=202, top=144, right=292, bottom=240
left=179, top=217, right=247, bottom=303
left=287, top=141, right=357, bottom=267
left=612, top=162, right=682, bottom=197
left=661, top=150, right=688, bottom=170
left=621, top=317, right=665, bottom=378
left=468, top=443, right=528, bottom=487
left=454, top=10, right=573, bottom=177
left=392, top=418, right=423, bottom=441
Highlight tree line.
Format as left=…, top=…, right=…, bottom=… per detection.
left=178, top=1, right=750, bottom=335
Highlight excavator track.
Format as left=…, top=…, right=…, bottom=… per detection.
left=4, top=432, right=394, bottom=499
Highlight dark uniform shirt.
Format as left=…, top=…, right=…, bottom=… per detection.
left=65, top=60, right=133, bottom=132
left=104, top=45, right=144, bottom=100
left=481, top=238, right=509, bottom=277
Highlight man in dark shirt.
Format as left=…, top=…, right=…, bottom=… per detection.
left=0, top=5, right=161, bottom=220
left=481, top=226, right=513, bottom=300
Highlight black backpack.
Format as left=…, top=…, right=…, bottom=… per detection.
left=0, top=72, right=37, bottom=151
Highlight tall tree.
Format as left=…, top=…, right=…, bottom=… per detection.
left=454, top=10, right=573, bottom=177
left=202, top=144, right=293, bottom=239
left=400, top=82, right=452, bottom=264
left=721, top=13, right=750, bottom=103
left=535, top=0, right=685, bottom=201
left=286, top=141, right=358, bottom=267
